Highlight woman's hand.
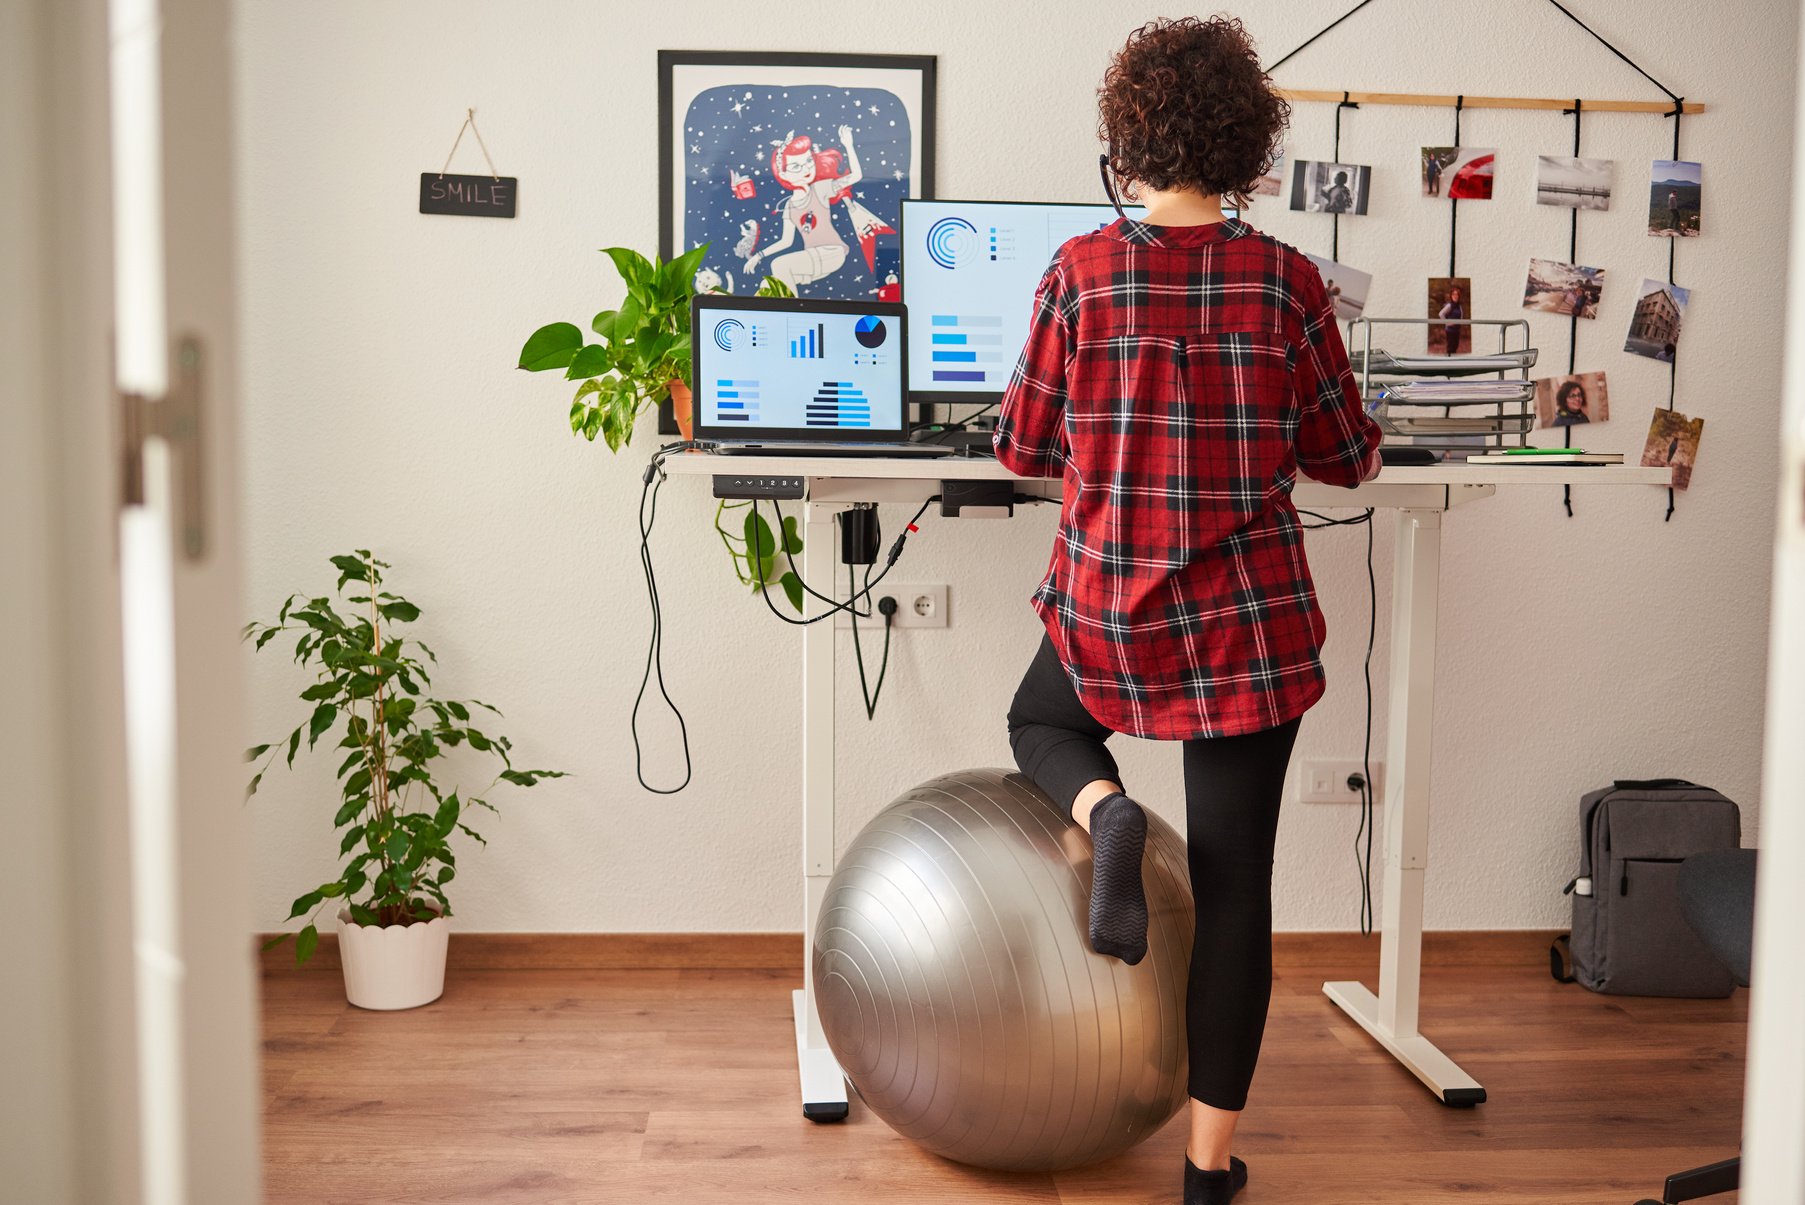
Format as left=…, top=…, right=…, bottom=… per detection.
left=838, top=124, right=855, bottom=150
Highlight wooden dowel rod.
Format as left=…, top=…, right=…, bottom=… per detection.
left=1279, top=88, right=1703, bottom=115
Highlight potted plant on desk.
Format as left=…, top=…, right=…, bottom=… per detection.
left=517, top=246, right=804, bottom=607
left=246, top=550, right=564, bottom=1009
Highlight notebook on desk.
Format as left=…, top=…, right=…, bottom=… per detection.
left=690, top=295, right=953, bottom=458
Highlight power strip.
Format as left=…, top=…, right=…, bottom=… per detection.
left=712, top=474, right=806, bottom=500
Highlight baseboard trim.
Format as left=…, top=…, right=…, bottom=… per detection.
left=257, top=928, right=1560, bottom=973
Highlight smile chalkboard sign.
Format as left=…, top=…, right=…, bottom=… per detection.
left=419, top=173, right=517, bottom=218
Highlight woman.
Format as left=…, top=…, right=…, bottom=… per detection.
left=993, top=17, right=1381, bottom=1205
left=1554, top=378, right=1591, bottom=425
left=1439, top=284, right=1466, bottom=355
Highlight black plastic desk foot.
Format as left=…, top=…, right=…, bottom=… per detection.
left=1441, top=1086, right=1486, bottom=1107
left=803, top=1101, right=849, bottom=1123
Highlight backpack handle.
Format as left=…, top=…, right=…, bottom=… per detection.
left=1611, top=778, right=1698, bottom=790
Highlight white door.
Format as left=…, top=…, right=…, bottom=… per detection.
left=0, top=0, right=260, bottom=1200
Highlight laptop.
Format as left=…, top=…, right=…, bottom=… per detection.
left=691, top=294, right=953, bottom=456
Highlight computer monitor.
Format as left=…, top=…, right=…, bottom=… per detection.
left=900, top=198, right=1236, bottom=405
left=690, top=295, right=909, bottom=442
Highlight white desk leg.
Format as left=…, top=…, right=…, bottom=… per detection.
left=1323, top=508, right=1486, bottom=1107
left=794, top=498, right=850, bottom=1121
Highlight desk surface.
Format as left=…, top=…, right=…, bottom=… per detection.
left=659, top=450, right=1670, bottom=488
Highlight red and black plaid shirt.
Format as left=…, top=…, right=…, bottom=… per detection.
left=994, top=217, right=1381, bottom=740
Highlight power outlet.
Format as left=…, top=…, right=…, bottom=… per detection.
left=1299, top=759, right=1384, bottom=804
left=834, top=583, right=948, bottom=630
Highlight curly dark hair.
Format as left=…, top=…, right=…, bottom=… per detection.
left=1097, top=16, right=1289, bottom=208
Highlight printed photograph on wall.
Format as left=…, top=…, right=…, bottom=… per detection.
left=1536, top=155, right=1613, bottom=210
left=1421, top=147, right=1495, bottom=199
left=1624, top=277, right=1690, bottom=362
left=1535, top=371, right=1610, bottom=428
left=1649, top=159, right=1702, bottom=237
left=1290, top=160, right=1371, bottom=215
left=659, top=51, right=935, bottom=301
left=1304, top=253, right=1372, bottom=320
left=1428, top=276, right=1472, bottom=355
left=1523, top=258, right=1605, bottom=319
left=1642, top=407, right=1704, bottom=489
left=1252, top=148, right=1286, bottom=197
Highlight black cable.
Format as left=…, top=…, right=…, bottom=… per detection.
left=749, top=496, right=935, bottom=626
left=912, top=400, right=1000, bottom=442
left=850, top=561, right=895, bottom=721
left=1356, top=508, right=1377, bottom=935
left=1297, top=505, right=1380, bottom=933
left=631, top=441, right=706, bottom=794
left=1263, top=0, right=1379, bottom=73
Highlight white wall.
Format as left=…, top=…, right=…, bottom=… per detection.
left=235, top=0, right=1794, bottom=934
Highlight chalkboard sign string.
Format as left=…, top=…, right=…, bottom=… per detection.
left=439, top=107, right=500, bottom=182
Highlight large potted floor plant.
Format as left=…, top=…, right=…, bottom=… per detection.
left=246, top=550, right=563, bottom=1009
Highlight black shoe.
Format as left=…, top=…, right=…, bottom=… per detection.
left=1183, top=1155, right=1248, bottom=1204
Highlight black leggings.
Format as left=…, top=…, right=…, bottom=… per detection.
left=1005, top=635, right=1301, bottom=1111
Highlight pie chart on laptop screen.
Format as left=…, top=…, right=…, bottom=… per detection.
left=854, top=315, right=888, bottom=348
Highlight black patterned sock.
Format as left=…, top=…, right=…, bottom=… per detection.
left=1086, top=793, right=1148, bottom=965
left=1184, top=1155, right=1249, bottom=1204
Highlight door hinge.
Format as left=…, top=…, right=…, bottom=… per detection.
left=119, top=335, right=205, bottom=560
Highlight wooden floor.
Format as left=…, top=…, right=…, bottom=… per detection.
left=261, top=945, right=1746, bottom=1204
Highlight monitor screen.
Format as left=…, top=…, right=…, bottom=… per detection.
left=900, top=199, right=1235, bottom=401
left=693, top=300, right=906, bottom=437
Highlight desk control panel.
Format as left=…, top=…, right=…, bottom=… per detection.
left=712, top=474, right=806, bottom=500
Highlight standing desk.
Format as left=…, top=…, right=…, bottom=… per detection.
left=659, top=453, right=1668, bottom=1115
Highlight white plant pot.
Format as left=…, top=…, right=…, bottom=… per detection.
left=335, top=907, right=449, bottom=1010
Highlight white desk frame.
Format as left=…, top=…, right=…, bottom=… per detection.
left=661, top=455, right=1667, bottom=1114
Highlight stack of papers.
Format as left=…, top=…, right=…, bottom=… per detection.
left=1380, top=380, right=1537, bottom=405
left=1350, top=348, right=1539, bottom=376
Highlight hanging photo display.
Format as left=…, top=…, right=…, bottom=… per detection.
left=1535, top=155, right=1613, bottom=210
left=1427, top=277, right=1472, bottom=355
left=1523, top=258, right=1605, bottom=319
left=1421, top=147, right=1495, bottom=199
left=658, top=51, right=935, bottom=300
left=1648, top=160, right=1701, bottom=237
left=1624, top=277, right=1690, bottom=362
left=1535, top=371, right=1610, bottom=428
left=1290, top=160, right=1371, bottom=214
left=1252, top=148, right=1286, bottom=197
left=1642, top=409, right=1705, bottom=489
left=1304, top=253, right=1372, bottom=320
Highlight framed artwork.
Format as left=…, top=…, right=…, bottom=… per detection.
left=657, top=51, right=935, bottom=431
left=659, top=50, right=936, bottom=300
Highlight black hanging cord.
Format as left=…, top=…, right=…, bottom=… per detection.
left=1331, top=92, right=1358, bottom=261
left=1559, top=98, right=1584, bottom=517
left=1448, top=95, right=1464, bottom=279
left=1663, top=100, right=1685, bottom=522
left=1264, top=0, right=1379, bottom=73
left=632, top=442, right=707, bottom=794
left=1544, top=0, right=1682, bottom=104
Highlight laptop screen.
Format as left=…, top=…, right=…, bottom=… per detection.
left=692, top=297, right=907, bottom=441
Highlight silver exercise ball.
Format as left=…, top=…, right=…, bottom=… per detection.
left=812, top=767, right=1193, bottom=1172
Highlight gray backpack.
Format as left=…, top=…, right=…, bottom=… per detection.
left=1552, top=779, right=1742, bottom=997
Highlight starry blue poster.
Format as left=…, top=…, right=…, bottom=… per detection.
left=682, top=86, right=910, bottom=302
left=663, top=57, right=933, bottom=304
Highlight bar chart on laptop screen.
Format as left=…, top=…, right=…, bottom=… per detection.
left=696, top=308, right=902, bottom=432
left=902, top=200, right=1145, bottom=398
